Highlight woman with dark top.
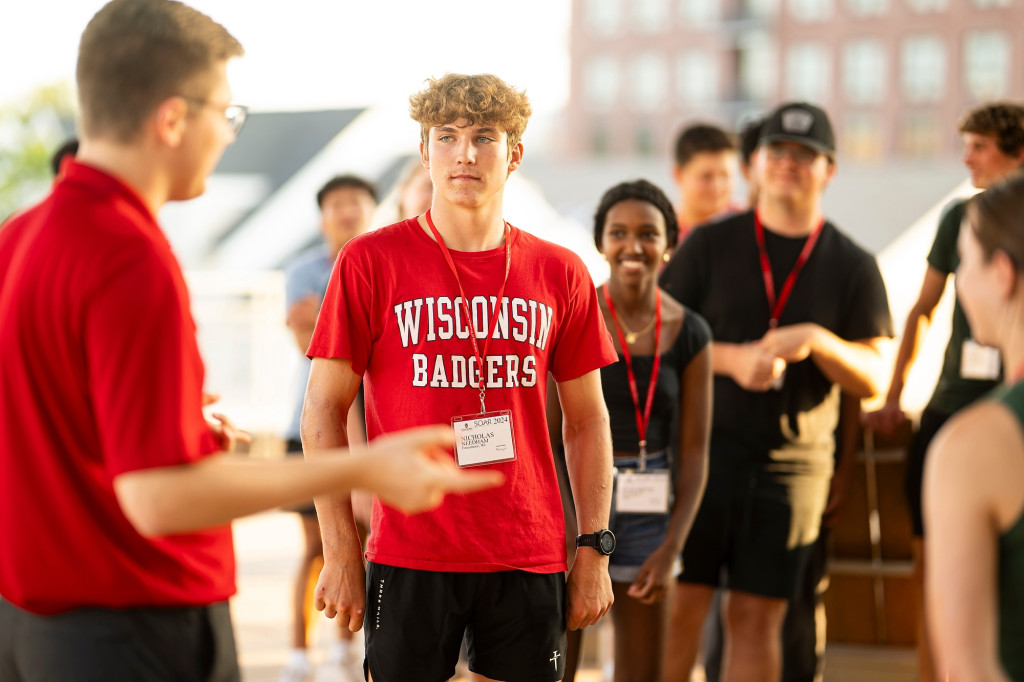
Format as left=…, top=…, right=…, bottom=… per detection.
left=925, top=171, right=1024, bottom=682
left=553, top=179, right=711, bottom=681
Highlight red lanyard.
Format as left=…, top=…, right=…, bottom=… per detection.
left=425, top=209, right=511, bottom=413
left=603, top=286, right=662, bottom=471
left=755, top=211, right=823, bottom=329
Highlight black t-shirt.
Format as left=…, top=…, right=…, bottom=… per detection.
left=660, top=210, right=893, bottom=460
left=926, top=199, right=1001, bottom=414
left=601, top=306, right=711, bottom=453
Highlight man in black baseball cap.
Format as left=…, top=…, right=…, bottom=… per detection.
left=660, top=100, right=893, bottom=680
left=759, top=101, right=836, bottom=159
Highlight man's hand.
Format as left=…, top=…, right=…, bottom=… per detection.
left=360, top=426, right=505, bottom=514
left=286, top=294, right=321, bottom=330
left=314, top=548, right=367, bottom=632
left=759, top=323, right=820, bottom=364
left=207, top=411, right=252, bottom=453
left=626, top=542, right=676, bottom=605
left=566, top=550, right=613, bottom=630
left=729, top=342, right=785, bottom=392
left=863, top=399, right=908, bottom=436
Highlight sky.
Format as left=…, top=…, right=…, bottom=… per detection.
left=0, top=0, right=572, bottom=114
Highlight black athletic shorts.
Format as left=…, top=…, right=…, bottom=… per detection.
left=364, top=562, right=567, bottom=682
left=678, top=441, right=830, bottom=601
left=0, top=598, right=239, bottom=682
left=905, top=408, right=953, bottom=537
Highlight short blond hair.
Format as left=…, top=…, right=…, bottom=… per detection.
left=409, top=73, right=532, bottom=155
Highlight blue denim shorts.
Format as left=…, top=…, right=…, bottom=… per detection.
left=608, top=451, right=679, bottom=583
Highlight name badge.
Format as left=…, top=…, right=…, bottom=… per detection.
left=452, top=410, right=516, bottom=468
left=615, top=469, right=670, bottom=514
left=961, top=339, right=1001, bottom=381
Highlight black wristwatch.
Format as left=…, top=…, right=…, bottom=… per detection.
left=576, top=529, right=616, bottom=556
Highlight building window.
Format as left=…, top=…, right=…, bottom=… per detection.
left=738, top=32, right=777, bottom=101
left=788, top=0, right=834, bottom=22
left=904, top=0, right=948, bottom=12
left=964, top=30, right=1010, bottom=100
left=901, top=35, right=946, bottom=103
left=631, top=53, right=668, bottom=111
left=843, top=39, right=886, bottom=104
left=635, top=126, right=656, bottom=155
left=745, top=0, right=781, bottom=19
left=971, top=0, right=1010, bottom=7
left=678, top=0, right=720, bottom=26
left=590, top=127, right=610, bottom=155
left=899, top=113, right=941, bottom=157
left=586, top=0, right=623, bottom=35
left=677, top=51, right=719, bottom=104
left=785, top=42, right=831, bottom=102
left=844, top=0, right=888, bottom=16
left=843, top=113, right=885, bottom=161
left=634, top=0, right=670, bottom=32
left=583, top=56, right=621, bottom=112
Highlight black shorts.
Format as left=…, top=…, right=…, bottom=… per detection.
left=284, top=437, right=316, bottom=516
left=905, top=408, right=953, bottom=537
left=364, top=562, right=567, bottom=682
left=678, top=442, right=830, bottom=601
left=0, top=598, right=238, bottom=682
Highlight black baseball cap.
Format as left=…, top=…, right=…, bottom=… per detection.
left=759, top=102, right=835, bottom=156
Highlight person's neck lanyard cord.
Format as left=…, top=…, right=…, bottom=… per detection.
left=603, top=286, right=662, bottom=472
left=425, top=209, right=511, bottom=413
left=755, top=211, right=824, bottom=329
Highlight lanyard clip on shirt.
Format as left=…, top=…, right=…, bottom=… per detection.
left=603, top=286, right=662, bottom=472
left=425, top=209, right=511, bottom=413
left=754, top=211, right=823, bottom=329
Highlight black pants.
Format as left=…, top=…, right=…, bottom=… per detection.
left=0, top=598, right=239, bottom=682
left=703, top=528, right=831, bottom=682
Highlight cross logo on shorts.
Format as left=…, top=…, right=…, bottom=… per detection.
left=550, top=650, right=560, bottom=671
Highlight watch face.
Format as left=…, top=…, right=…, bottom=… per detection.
left=599, top=531, right=615, bottom=554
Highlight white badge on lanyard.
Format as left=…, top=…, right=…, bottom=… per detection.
left=452, top=410, right=516, bottom=468
left=615, top=469, right=671, bottom=514
left=961, top=339, right=1001, bottom=380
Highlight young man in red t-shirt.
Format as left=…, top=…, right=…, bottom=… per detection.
left=0, top=3, right=499, bottom=680
left=304, top=73, right=619, bottom=681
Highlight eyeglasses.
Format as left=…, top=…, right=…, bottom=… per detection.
left=180, top=96, right=249, bottom=136
left=763, top=143, right=820, bottom=165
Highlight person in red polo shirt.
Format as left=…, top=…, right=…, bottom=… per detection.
left=0, top=2, right=500, bottom=681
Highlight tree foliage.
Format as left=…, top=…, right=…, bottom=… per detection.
left=0, top=82, right=75, bottom=223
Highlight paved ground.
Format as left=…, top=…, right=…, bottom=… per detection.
left=232, top=512, right=915, bottom=682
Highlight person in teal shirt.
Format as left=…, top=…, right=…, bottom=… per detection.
left=926, top=169, right=1024, bottom=681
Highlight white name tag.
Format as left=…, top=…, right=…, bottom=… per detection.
left=452, top=410, right=516, bottom=468
left=615, top=469, right=671, bottom=514
left=961, top=339, right=1001, bottom=381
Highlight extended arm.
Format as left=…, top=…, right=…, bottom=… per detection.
left=865, top=267, right=947, bottom=433
left=300, top=356, right=365, bottom=630
left=558, top=369, right=615, bottom=630
left=759, top=325, right=889, bottom=398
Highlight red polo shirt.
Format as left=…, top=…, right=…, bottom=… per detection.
left=0, top=160, right=235, bottom=614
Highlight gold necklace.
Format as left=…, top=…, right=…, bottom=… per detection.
left=612, top=306, right=657, bottom=344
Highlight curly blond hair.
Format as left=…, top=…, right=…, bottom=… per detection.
left=409, top=73, right=532, bottom=155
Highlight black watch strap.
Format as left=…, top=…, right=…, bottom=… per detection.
left=576, top=529, right=615, bottom=555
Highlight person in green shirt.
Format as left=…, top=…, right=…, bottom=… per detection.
left=865, top=101, right=1024, bottom=682
left=925, top=169, right=1024, bottom=682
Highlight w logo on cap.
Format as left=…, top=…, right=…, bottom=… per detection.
left=781, top=109, right=815, bottom=134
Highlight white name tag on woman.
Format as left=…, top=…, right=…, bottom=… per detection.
left=961, top=339, right=1001, bottom=380
left=452, top=410, right=516, bottom=468
left=615, top=470, right=670, bottom=514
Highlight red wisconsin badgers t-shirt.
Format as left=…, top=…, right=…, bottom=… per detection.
left=0, top=161, right=234, bottom=614
left=308, top=219, right=616, bottom=573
